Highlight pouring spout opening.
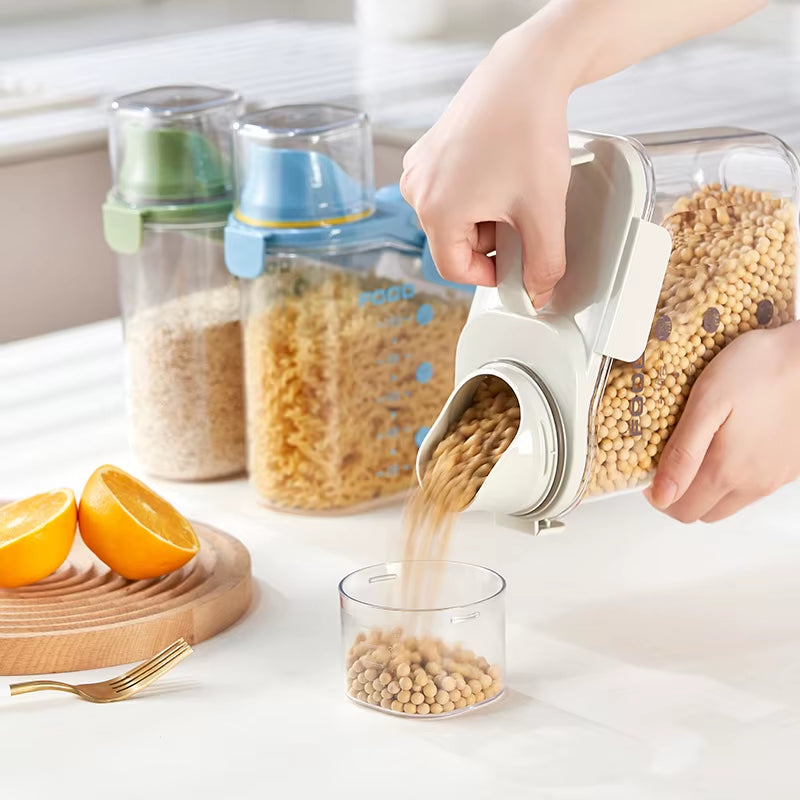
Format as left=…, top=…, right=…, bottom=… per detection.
left=415, top=361, right=564, bottom=518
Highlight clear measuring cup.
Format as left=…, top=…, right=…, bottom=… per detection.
left=339, top=561, right=506, bottom=717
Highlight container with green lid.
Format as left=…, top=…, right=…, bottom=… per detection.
left=103, top=85, right=247, bottom=481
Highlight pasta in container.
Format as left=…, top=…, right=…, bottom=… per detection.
left=224, top=104, right=471, bottom=512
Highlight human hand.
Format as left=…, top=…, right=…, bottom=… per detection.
left=399, top=0, right=766, bottom=307
left=646, top=323, right=800, bottom=522
left=399, top=24, right=573, bottom=308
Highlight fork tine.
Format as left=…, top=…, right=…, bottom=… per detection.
left=109, top=641, right=191, bottom=691
left=110, top=641, right=192, bottom=692
left=108, top=639, right=189, bottom=689
left=113, top=644, right=193, bottom=695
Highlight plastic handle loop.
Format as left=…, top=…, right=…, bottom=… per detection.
left=496, top=147, right=594, bottom=316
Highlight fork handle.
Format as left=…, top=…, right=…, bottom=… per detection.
left=9, top=680, right=78, bottom=697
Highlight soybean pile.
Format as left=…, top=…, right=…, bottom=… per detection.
left=589, top=185, right=796, bottom=494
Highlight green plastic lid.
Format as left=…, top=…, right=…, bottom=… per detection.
left=104, top=85, right=243, bottom=254
left=108, top=85, right=242, bottom=206
left=116, top=126, right=228, bottom=203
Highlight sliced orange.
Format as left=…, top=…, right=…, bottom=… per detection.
left=78, top=465, right=199, bottom=580
left=0, top=489, right=77, bottom=588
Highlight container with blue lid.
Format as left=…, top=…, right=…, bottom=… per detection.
left=103, top=85, right=247, bottom=482
left=225, top=104, right=471, bottom=512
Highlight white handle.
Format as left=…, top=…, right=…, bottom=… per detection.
left=496, top=147, right=594, bottom=316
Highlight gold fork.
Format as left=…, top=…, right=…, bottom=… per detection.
left=8, top=638, right=193, bottom=703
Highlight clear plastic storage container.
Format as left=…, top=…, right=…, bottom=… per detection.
left=339, top=561, right=505, bottom=717
left=225, top=105, right=472, bottom=513
left=103, top=85, right=247, bottom=481
left=418, top=128, right=799, bottom=531
left=589, top=129, right=798, bottom=496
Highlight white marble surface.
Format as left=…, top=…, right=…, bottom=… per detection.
left=3, top=320, right=800, bottom=799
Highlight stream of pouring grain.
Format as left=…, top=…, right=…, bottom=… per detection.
left=402, top=376, right=521, bottom=610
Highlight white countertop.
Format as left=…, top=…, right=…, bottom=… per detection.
left=3, top=319, right=800, bottom=799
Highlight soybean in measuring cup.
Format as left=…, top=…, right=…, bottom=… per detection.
left=340, top=560, right=507, bottom=718
left=242, top=256, right=471, bottom=513
left=346, top=630, right=503, bottom=715
left=588, top=185, right=797, bottom=495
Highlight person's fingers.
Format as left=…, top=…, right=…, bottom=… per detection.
left=512, top=202, right=566, bottom=308
left=648, top=381, right=732, bottom=510
left=658, top=436, right=732, bottom=523
left=470, top=220, right=496, bottom=255
left=532, top=289, right=553, bottom=310
left=699, top=490, right=759, bottom=523
left=425, top=225, right=497, bottom=287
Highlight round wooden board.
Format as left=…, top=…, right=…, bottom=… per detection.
left=0, top=522, right=252, bottom=676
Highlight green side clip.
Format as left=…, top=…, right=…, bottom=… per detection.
left=102, top=194, right=233, bottom=255
left=103, top=201, right=144, bottom=255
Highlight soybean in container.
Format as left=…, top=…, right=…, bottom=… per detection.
left=415, top=128, right=799, bottom=529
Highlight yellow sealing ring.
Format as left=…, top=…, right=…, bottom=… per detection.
left=234, top=208, right=372, bottom=228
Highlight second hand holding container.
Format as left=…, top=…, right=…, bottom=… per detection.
left=225, top=104, right=472, bottom=513
left=103, top=86, right=247, bottom=482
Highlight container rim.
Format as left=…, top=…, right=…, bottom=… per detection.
left=236, top=103, right=367, bottom=138
left=338, top=560, right=507, bottom=613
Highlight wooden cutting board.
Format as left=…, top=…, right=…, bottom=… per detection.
left=0, top=521, right=252, bottom=676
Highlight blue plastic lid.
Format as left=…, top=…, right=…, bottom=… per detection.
left=232, top=104, right=375, bottom=228
left=236, top=147, right=371, bottom=226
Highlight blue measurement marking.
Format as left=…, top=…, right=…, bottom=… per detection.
left=390, top=411, right=397, bottom=419
left=415, top=426, right=430, bottom=447
left=416, top=303, right=434, bottom=326
left=392, top=338, right=397, bottom=345
left=390, top=449, right=397, bottom=456
left=376, top=470, right=384, bottom=478
left=403, top=464, right=412, bottom=472
left=391, top=374, right=397, bottom=382
left=416, top=362, right=433, bottom=384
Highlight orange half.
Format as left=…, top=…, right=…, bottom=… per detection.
left=78, top=465, right=200, bottom=580
left=0, top=489, right=77, bottom=588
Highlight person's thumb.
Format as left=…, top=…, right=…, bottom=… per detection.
left=513, top=203, right=567, bottom=310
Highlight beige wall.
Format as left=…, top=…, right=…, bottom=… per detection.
left=0, top=146, right=118, bottom=343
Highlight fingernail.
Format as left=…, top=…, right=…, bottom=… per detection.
left=651, top=478, right=677, bottom=509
